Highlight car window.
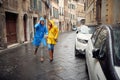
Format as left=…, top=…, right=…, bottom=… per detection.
left=94, top=28, right=108, bottom=48
left=113, top=29, right=120, bottom=66
left=78, top=25, right=90, bottom=34
left=89, top=27, right=96, bottom=34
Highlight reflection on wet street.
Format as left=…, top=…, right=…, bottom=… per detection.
left=0, top=32, right=89, bottom=80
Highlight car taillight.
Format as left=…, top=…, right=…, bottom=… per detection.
left=77, top=38, right=88, bottom=44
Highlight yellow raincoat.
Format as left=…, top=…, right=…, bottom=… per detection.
left=47, top=20, right=59, bottom=44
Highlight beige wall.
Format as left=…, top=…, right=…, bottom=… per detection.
left=64, top=0, right=69, bottom=31
left=59, top=0, right=65, bottom=32
left=85, top=0, right=120, bottom=25
left=85, top=0, right=97, bottom=25
left=50, top=0, right=59, bottom=27
left=76, top=3, right=85, bottom=26
left=0, top=0, right=49, bottom=48
left=68, top=0, right=77, bottom=30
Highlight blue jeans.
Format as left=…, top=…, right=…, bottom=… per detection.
left=48, top=44, right=54, bottom=50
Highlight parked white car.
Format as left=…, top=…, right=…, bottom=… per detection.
left=85, top=24, right=120, bottom=80
left=72, top=25, right=77, bottom=31
left=75, top=25, right=96, bottom=56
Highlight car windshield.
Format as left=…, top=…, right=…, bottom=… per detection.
left=113, top=28, right=120, bottom=66
left=77, top=25, right=96, bottom=34
left=88, top=26, right=96, bottom=34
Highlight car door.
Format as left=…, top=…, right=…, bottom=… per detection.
left=86, top=27, right=102, bottom=80
left=86, top=28, right=107, bottom=80
left=93, top=28, right=108, bottom=80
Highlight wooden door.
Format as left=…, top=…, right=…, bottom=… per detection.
left=24, top=16, right=27, bottom=41
left=6, top=12, right=17, bottom=45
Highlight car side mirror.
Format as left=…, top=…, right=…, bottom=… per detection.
left=92, top=48, right=100, bottom=59
left=76, top=31, right=78, bottom=34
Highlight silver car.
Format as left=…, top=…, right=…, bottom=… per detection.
left=85, top=24, right=120, bottom=80
left=75, top=25, right=96, bottom=57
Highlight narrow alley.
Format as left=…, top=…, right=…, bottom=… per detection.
left=0, top=32, right=88, bottom=80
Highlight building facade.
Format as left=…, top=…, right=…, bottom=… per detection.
left=85, top=0, right=120, bottom=25
left=59, top=0, right=65, bottom=32
left=64, top=0, right=69, bottom=31
left=84, top=0, right=97, bottom=25
left=50, top=0, right=59, bottom=28
left=76, top=2, right=85, bottom=26
left=101, top=0, right=120, bottom=24
left=0, top=0, right=50, bottom=49
left=68, top=0, right=77, bottom=31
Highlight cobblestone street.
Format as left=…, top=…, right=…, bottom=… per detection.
left=0, top=32, right=89, bottom=80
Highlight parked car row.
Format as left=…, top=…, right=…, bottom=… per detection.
left=75, top=24, right=120, bottom=80
left=75, top=25, right=96, bottom=56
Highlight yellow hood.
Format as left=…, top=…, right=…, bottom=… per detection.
left=47, top=20, right=59, bottom=44
left=49, top=20, right=55, bottom=26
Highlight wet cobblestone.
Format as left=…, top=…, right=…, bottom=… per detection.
left=0, top=32, right=89, bottom=80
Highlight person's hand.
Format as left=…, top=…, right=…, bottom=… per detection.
left=44, top=35, right=48, bottom=38
left=55, top=39, right=58, bottom=42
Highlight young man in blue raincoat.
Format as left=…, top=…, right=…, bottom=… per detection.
left=32, top=17, right=48, bottom=62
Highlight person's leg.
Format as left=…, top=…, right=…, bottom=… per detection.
left=48, top=44, right=53, bottom=61
left=49, top=50, right=53, bottom=60
left=51, top=45, right=54, bottom=60
left=34, top=46, right=39, bottom=55
left=48, top=44, right=54, bottom=62
left=40, top=43, right=44, bottom=62
left=33, top=37, right=41, bottom=55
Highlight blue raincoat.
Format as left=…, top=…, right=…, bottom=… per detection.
left=32, top=20, right=48, bottom=47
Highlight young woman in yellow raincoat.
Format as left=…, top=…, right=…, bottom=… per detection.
left=47, top=20, right=59, bottom=62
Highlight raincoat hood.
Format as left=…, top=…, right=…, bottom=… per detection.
left=39, top=17, right=45, bottom=21
left=49, top=20, right=55, bottom=26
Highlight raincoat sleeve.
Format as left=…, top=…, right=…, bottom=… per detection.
left=45, top=26, right=48, bottom=35
left=54, top=27, right=59, bottom=39
left=34, top=23, right=39, bottom=29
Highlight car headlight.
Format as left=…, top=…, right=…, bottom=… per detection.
left=77, top=38, right=88, bottom=44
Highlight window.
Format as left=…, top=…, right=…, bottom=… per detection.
left=94, top=28, right=108, bottom=48
left=72, top=5, right=75, bottom=9
left=30, top=0, right=33, bottom=9
left=113, top=28, right=120, bottom=66
left=39, top=1, right=42, bottom=11
left=53, top=7, right=59, bottom=19
left=33, top=0, right=37, bottom=10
